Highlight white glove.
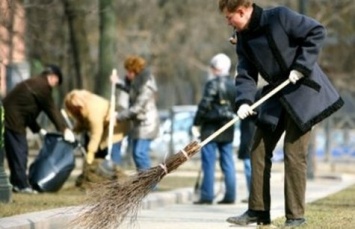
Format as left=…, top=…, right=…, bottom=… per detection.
left=39, top=128, right=47, bottom=136
left=288, top=70, right=303, bottom=84
left=63, top=128, right=76, bottom=143
left=237, top=104, right=255, bottom=119
left=191, top=126, right=201, bottom=138
left=110, top=73, right=125, bottom=85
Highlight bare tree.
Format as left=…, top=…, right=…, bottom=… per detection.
left=7, top=0, right=353, bottom=107
left=62, top=0, right=95, bottom=90
left=96, top=0, right=117, bottom=95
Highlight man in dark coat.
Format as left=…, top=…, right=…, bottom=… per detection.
left=192, top=53, right=237, bottom=205
left=218, top=0, right=344, bottom=227
left=3, top=64, right=75, bottom=194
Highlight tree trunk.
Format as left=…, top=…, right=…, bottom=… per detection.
left=96, top=0, right=117, bottom=95
left=63, top=0, right=94, bottom=90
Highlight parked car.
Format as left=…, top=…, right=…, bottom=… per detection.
left=150, top=105, right=241, bottom=160
left=150, top=105, right=197, bottom=159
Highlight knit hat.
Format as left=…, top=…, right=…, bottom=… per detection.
left=210, top=53, right=231, bottom=76
left=43, top=64, right=63, bottom=85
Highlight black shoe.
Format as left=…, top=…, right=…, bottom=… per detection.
left=217, top=199, right=235, bottom=204
left=13, top=186, right=38, bottom=194
left=226, top=209, right=271, bottom=226
left=284, top=218, right=306, bottom=227
left=193, top=199, right=212, bottom=205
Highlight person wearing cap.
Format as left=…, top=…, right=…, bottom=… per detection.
left=192, top=53, right=237, bottom=205
left=3, top=64, right=75, bottom=194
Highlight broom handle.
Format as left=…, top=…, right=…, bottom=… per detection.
left=61, top=109, right=74, bottom=130
left=106, top=69, right=117, bottom=160
left=199, top=79, right=291, bottom=147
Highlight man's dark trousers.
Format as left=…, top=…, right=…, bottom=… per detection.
left=4, top=128, right=29, bottom=189
left=249, top=111, right=311, bottom=219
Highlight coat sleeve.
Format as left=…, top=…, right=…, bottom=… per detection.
left=116, top=81, right=154, bottom=121
left=28, top=120, right=41, bottom=133
left=277, top=7, right=326, bottom=77
left=36, top=88, right=66, bottom=132
left=234, top=43, right=259, bottom=110
left=193, top=80, right=218, bottom=126
left=87, top=115, right=105, bottom=155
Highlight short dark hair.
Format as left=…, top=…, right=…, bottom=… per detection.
left=42, top=64, right=63, bottom=85
left=218, top=0, right=253, bottom=12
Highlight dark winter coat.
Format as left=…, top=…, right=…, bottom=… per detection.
left=234, top=4, right=344, bottom=132
left=237, top=90, right=261, bottom=159
left=193, top=75, right=237, bottom=142
left=3, top=75, right=66, bottom=134
left=238, top=118, right=256, bottom=159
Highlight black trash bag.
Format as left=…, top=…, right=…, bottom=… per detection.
left=29, top=133, right=76, bottom=192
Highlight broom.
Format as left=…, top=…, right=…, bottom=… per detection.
left=72, top=79, right=292, bottom=229
left=97, top=69, right=118, bottom=178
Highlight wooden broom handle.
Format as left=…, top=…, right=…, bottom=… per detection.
left=106, top=69, right=117, bottom=160
left=199, top=79, right=291, bottom=147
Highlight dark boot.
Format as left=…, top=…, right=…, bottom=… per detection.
left=284, top=218, right=306, bottom=227
left=193, top=199, right=212, bottom=205
left=226, top=209, right=271, bottom=226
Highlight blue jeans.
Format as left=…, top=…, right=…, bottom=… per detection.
left=110, top=141, right=122, bottom=165
left=132, top=139, right=152, bottom=171
left=243, top=158, right=252, bottom=193
left=200, top=141, right=236, bottom=201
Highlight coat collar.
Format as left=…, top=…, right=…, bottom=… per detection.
left=242, top=4, right=263, bottom=34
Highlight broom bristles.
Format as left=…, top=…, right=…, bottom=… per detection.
left=72, top=140, right=200, bottom=229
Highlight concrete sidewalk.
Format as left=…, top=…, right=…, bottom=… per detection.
left=116, top=172, right=355, bottom=229
left=1, top=167, right=355, bottom=229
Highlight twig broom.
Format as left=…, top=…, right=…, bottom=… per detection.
left=72, top=79, right=291, bottom=229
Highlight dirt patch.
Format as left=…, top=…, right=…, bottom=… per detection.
left=74, top=159, right=128, bottom=190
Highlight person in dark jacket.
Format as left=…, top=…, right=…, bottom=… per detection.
left=3, top=64, right=75, bottom=194
left=219, top=0, right=344, bottom=227
left=192, top=53, right=237, bottom=205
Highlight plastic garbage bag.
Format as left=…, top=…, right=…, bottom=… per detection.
left=29, top=133, right=76, bottom=192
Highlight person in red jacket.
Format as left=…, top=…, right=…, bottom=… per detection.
left=3, top=64, right=75, bottom=194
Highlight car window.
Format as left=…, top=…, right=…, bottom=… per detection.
left=172, top=112, right=194, bottom=132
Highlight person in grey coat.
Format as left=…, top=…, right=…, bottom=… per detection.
left=218, top=0, right=344, bottom=227
left=112, top=55, right=160, bottom=171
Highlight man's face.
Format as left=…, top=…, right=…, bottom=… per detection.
left=47, top=74, right=59, bottom=87
left=210, top=67, right=220, bottom=77
left=223, top=7, right=249, bottom=32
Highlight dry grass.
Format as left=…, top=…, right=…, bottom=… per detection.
left=271, top=185, right=355, bottom=229
left=0, top=180, right=86, bottom=218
